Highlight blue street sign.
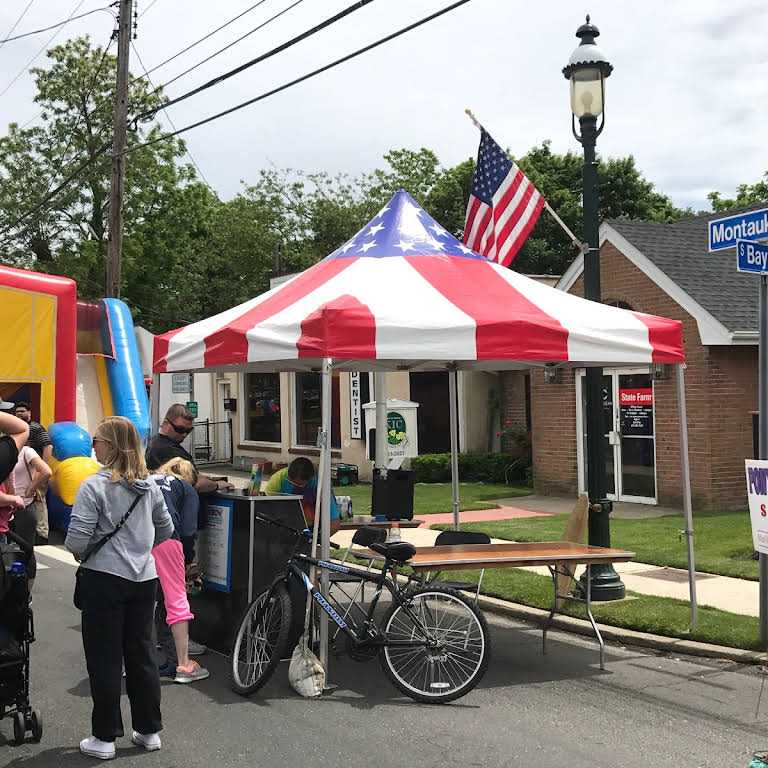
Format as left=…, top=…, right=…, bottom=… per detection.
left=709, top=207, right=768, bottom=251
left=737, top=239, right=768, bottom=274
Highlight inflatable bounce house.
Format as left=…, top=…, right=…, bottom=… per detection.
left=0, top=264, right=150, bottom=530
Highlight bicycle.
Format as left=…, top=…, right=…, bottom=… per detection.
left=229, top=514, right=491, bottom=704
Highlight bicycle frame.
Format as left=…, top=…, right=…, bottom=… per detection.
left=252, top=512, right=439, bottom=651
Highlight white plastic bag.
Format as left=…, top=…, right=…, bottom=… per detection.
left=288, top=634, right=324, bottom=698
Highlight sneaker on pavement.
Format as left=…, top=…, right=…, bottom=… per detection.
left=188, top=639, right=206, bottom=656
left=131, top=731, right=161, bottom=751
left=175, top=660, right=210, bottom=684
left=80, top=736, right=115, bottom=760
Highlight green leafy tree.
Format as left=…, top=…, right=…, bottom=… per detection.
left=708, top=172, right=768, bottom=211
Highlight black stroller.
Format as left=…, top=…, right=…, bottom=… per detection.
left=0, top=529, right=42, bottom=745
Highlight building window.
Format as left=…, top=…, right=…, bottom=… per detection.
left=244, top=373, right=281, bottom=443
left=294, top=372, right=341, bottom=448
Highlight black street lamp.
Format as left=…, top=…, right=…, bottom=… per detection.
left=563, top=16, right=625, bottom=600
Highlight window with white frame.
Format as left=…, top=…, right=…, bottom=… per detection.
left=243, top=373, right=281, bottom=443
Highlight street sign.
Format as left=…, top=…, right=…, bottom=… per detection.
left=186, top=401, right=198, bottom=418
left=171, top=373, right=190, bottom=393
left=746, top=460, right=768, bottom=555
left=737, top=239, right=768, bottom=274
left=708, top=206, right=768, bottom=251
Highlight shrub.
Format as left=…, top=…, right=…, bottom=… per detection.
left=411, top=451, right=530, bottom=485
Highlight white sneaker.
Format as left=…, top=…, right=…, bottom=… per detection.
left=80, top=736, right=115, bottom=760
left=131, top=731, right=161, bottom=751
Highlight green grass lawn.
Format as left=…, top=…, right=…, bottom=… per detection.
left=437, top=509, right=758, bottom=580
left=332, top=482, right=530, bottom=516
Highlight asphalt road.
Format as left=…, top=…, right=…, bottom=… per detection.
left=2, top=548, right=767, bottom=768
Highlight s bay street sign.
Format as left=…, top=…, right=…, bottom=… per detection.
left=709, top=206, right=768, bottom=251
left=737, top=240, right=768, bottom=274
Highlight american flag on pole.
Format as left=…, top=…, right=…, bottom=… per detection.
left=463, top=129, right=545, bottom=267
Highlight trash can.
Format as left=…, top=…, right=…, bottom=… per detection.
left=372, top=468, right=415, bottom=520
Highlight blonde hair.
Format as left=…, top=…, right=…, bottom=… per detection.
left=156, top=457, right=198, bottom=486
left=94, top=416, right=148, bottom=484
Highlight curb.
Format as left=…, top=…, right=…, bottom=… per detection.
left=475, top=593, right=768, bottom=667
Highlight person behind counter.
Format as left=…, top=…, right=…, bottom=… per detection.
left=145, top=404, right=233, bottom=494
left=264, top=457, right=341, bottom=536
left=65, top=416, right=174, bottom=760
left=150, top=457, right=209, bottom=684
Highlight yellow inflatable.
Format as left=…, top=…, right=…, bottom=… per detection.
left=50, top=456, right=99, bottom=506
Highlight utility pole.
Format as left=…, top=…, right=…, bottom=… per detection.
left=106, top=0, right=133, bottom=298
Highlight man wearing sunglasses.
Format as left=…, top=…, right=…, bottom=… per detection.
left=145, top=404, right=232, bottom=494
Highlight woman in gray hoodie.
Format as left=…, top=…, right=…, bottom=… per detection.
left=66, top=416, right=173, bottom=761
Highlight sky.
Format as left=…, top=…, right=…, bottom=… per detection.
left=0, top=0, right=767, bottom=213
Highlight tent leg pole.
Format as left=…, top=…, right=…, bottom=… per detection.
left=449, top=368, right=460, bottom=531
left=374, top=373, right=388, bottom=515
left=676, top=363, right=698, bottom=630
left=319, top=358, right=333, bottom=684
left=150, top=373, right=160, bottom=446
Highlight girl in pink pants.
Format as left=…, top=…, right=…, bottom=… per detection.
left=151, top=459, right=209, bottom=684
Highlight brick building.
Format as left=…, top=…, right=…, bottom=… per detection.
left=502, top=205, right=763, bottom=510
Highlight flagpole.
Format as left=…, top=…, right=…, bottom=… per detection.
left=465, top=108, right=587, bottom=255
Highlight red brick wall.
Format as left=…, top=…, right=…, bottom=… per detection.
left=499, top=371, right=528, bottom=451
left=509, top=239, right=757, bottom=510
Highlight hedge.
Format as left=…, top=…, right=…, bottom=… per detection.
left=411, top=452, right=528, bottom=485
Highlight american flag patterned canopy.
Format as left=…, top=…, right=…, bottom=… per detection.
left=154, top=190, right=684, bottom=374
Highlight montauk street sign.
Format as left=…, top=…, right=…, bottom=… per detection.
left=708, top=207, right=768, bottom=251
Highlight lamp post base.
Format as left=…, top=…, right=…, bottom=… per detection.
left=577, top=498, right=626, bottom=601
left=577, top=563, right=626, bottom=601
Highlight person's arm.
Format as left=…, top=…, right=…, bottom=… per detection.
left=26, top=452, right=52, bottom=497
left=179, top=482, right=199, bottom=564
left=151, top=486, right=174, bottom=546
left=41, top=444, right=53, bottom=464
left=195, top=473, right=233, bottom=494
left=0, top=412, right=29, bottom=452
left=0, top=490, right=24, bottom=509
left=65, top=479, right=100, bottom=557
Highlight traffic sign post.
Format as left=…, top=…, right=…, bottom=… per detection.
left=737, top=239, right=768, bottom=274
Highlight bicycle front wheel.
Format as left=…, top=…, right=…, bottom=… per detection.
left=230, top=582, right=292, bottom=696
left=379, top=586, right=490, bottom=704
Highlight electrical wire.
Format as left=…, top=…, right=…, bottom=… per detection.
left=0, top=0, right=36, bottom=52
left=0, top=0, right=88, bottom=99
left=0, top=4, right=113, bottom=45
left=126, top=0, right=472, bottom=153
left=136, top=0, right=271, bottom=82
left=131, top=0, right=376, bottom=124
left=131, top=41, right=215, bottom=192
left=137, top=0, right=161, bottom=19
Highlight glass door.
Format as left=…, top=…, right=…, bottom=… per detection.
left=577, top=369, right=657, bottom=504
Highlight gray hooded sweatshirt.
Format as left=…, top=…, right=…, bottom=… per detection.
left=65, top=468, right=173, bottom=582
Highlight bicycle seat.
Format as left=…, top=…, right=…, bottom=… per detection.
left=369, top=541, right=416, bottom=563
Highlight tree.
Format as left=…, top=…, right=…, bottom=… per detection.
left=0, top=37, right=221, bottom=331
left=708, top=172, right=768, bottom=211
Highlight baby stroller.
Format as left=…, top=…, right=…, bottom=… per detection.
left=0, top=529, right=42, bottom=745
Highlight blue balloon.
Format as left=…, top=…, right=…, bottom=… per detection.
left=48, top=421, right=92, bottom=461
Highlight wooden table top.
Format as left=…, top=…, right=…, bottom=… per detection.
left=340, top=518, right=425, bottom=530
left=354, top=541, right=635, bottom=572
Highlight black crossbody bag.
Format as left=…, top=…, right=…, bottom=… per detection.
left=73, top=493, right=142, bottom=610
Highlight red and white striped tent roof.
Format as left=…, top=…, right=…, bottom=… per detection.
left=153, top=190, right=684, bottom=374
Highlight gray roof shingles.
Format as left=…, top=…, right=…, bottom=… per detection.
left=605, top=205, right=768, bottom=334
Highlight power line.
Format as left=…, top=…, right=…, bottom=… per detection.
left=137, top=0, right=161, bottom=18
left=143, top=0, right=304, bottom=99
left=0, top=4, right=114, bottom=45
left=136, top=0, right=271, bottom=82
left=127, top=0, right=472, bottom=154
left=131, top=0, right=376, bottom=124
left=131, top=41, right=215, bottom=192
left=0, top=0, right=36, bottom=52
left=0, top=0, right=88, bottom=99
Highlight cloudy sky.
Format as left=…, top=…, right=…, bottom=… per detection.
left=1, top=0, right=766, bottom=212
